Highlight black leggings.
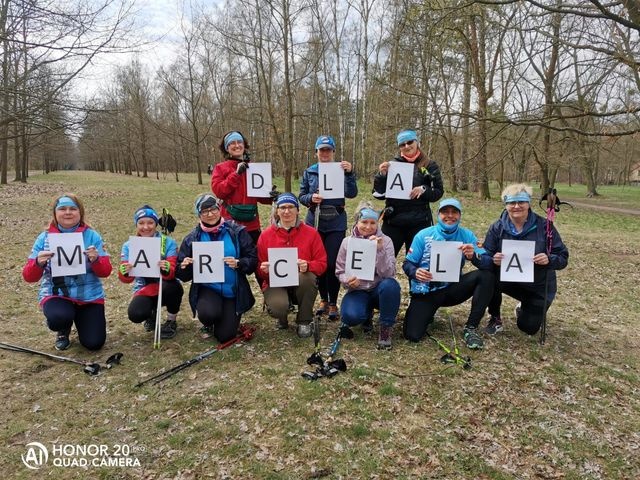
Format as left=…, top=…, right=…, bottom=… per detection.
left=404, top=270, right=495, bottom=342
left=127, top=279, right=184, bottom=323
left=381, top=222, right=428, bottom=257
left=318, top=230, right=344, bottom=305
left=196, top=287, right=240, bottom=343
left=489, top=282, right=550, bottom=335
left=42, top=298, right=106, bottom=351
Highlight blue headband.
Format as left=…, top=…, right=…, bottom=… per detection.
left=134, top=207, right=159, bottom=225
left=503, top=192, right=531, bottom=204
left=276, top=193, right=299, bottom=209
left=357, top=208, right=379, bottom=221
left=56, top=196, right=78, bottom=210
left=224, top=132, right=244, bottom=150
left=397, top=130, right=418, bottom=146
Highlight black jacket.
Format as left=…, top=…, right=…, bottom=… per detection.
left=176, top=221, right=257, bottom=315
left=372, top=153, right=444, bottom=228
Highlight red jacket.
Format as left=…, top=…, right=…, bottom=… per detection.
left=256, top=222, right=327, bottom=290
left=211, top=158, right=272, bottom=232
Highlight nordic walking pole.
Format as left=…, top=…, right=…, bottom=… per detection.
left=0, top=341, right=122, bottom=375
left=136, top=324, right=256, bottom=387
left=154, top=276, right=163, bottom=349
left=540, top=188, right=556, bottom=345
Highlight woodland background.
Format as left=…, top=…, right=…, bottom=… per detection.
left=2, top=0, right=640, bottom=196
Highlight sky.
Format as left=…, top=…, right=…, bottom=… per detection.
left=72, top=0, right=194, bottom=100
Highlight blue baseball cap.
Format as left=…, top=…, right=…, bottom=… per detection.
left=438, top=198, right=462, bottom=213
left=315, top=135, right=336, bottom=151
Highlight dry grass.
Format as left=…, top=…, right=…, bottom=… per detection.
left=1, top=171, right=639, bottom=479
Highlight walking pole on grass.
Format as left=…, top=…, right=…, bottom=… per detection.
left=154, top=276, right=163, bottom=349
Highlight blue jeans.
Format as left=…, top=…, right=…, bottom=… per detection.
left=340, top=278, right=401, bottom=327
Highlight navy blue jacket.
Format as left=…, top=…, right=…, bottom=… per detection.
left=299, top=163, right=358, bottom=233
left=480, top=210, right=569, bottom=301
left=176, top=221, right=257, bottom=315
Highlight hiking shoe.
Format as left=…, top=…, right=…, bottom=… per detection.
left=362, top=317, right=373, bottom=334
left=55, top=332, right=71, bottom=351
left=514, top=302, right=522, bottom=321
left=377, top=325, right=393, bottom=350
left=463, top=326, right=484, bottom=350
left=484, top=316, right=503, bottom=336
left=328, top=304, right=340, bottom=322
left=339, top=324, right=354, bottom=339
left=315, top=300, right=328, bottom=316
left=297, top=323, right=313, bottom=338
left=200, top=324, right=214, bottom=339
left=160, top=320, right=177, bottom=339
left=143, top=318, right=155, bottom=332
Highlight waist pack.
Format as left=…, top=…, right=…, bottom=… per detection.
left=317, top=205, right=344, bottom=221
left=226, top=204, right=258, bottom=221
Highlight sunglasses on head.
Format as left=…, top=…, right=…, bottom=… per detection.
left=399, top=140, right=415, bottom=148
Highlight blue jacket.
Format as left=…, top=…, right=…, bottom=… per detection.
left=176, top=221, right=257, bottom=315
left=299, top=162, right=358, bottom=232
left=480, top=210, right=569, bottom=301
left=26, top=225, right=110, bottom=303
left=403, top=222, right=484, bottom=294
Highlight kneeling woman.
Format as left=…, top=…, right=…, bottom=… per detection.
left=335, top=203, right=400, bottom=350
left=118, top=205, right=183, bottom=339
left=176, top=194, right=257, bottom=342
left=22, top=194, right=112, bottom=351
left=481, top=184, right=569, bottom=336
left=402, top=198, right=494, bottom=349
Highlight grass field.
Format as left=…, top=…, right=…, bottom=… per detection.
left=1, top=171, right=639, bottom=479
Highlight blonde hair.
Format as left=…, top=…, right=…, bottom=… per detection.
left=501, top=184, right=533, bottom=201
left=353, top=200, right=380, bottom=223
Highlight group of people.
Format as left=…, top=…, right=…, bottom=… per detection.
left=23, top=129, right=569, bottom=354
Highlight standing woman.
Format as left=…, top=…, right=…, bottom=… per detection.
left=299, top=135, right=358, bottom=320
left=22, top=194, right=112, bottom=351
left=211, top=131, right=275, bottom=246
left=176, top=194, right=257, bottom=343
left=373, top=129, right=444, bottom=257
left=118, top=205, right=183, bottom=339
left=335, top=203, right=401, bottom=350
left=480, top=184, right=569, bottom=336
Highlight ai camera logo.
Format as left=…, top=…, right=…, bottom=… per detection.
left=22, top=442, right=49, bottom=470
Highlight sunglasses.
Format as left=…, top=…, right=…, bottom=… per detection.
left=398, top=140, right=415, bottom=148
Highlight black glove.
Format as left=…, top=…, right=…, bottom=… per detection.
left=236, top=162, right=248, bottom=175
left=269, top=186, right=280, bottom=202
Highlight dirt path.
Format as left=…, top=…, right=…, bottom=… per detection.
left=568, top=201, right=640, bottom=216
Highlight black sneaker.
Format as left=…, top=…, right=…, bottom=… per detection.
left=362, top=317, right=373, bottom=334
left=339, top=324, right=354, bottom=339
left=484, top=316, right=504, bottom=336
left=143, top=318, right=155, bottom=332
left=276, top=318, right=289, bottom=330
left=463, top=326, right=484, bottom=350
left=55, top=332, right=71, bottom=351
left=160, top=320, right=177, bottom=339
